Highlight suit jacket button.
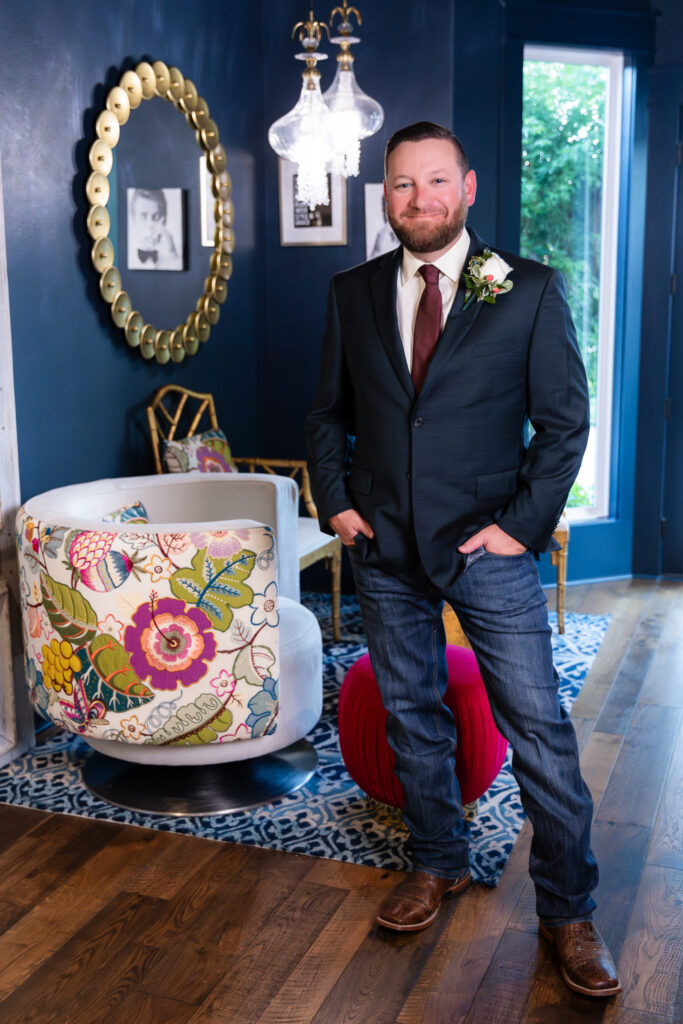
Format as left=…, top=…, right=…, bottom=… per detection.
left=406, top=472, right=411, bottom=480
left=413, top=417, right=424, bottom=427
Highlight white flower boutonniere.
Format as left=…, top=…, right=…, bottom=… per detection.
left=463, top=248, right=514, bottom=311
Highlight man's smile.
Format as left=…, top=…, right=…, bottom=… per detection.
left=402, top=211, right=446, bottom=219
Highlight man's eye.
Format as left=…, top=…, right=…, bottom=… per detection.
left=433, top=178, right=446, bottom=184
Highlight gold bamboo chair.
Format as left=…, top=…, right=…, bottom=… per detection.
left=146, top=385, right=342, bottom=641
left=549, top=513, right=570, bottom=634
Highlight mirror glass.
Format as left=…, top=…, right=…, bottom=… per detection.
left=115, top=99, right=202, bottom=327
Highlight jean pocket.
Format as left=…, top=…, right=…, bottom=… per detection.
left=485, top=549, right=529, bottom=558
left=465, top=545, right=486, bottom=569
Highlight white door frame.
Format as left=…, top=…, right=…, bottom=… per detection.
left=0, top=152, right=34, bottom=766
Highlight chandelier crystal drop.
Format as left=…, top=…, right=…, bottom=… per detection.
left=267, top=4, right=383, bottom=209
left=267, top=10, right=334, bottom=210
left=324, top=3, right=384, bottom=178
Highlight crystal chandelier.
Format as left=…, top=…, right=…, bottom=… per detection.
left=267, top=10, right=334, bottom=209
left=267, top=4, right=383, bottom=210
left=324, top=2, right=384, bottom=178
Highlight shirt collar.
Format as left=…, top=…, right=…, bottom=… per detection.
left=400, top=228, right=470, bottom=286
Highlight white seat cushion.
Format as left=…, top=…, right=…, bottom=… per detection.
left=297, top=516, right=335, bottom=559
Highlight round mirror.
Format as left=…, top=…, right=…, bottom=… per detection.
left=85, top=60, right=234, bottom=364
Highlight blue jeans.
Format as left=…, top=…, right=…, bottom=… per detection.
left=348, top=545, right=598, bottom=923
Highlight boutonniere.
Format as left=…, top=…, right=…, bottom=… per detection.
left=462, top=249, right=514, bottom=311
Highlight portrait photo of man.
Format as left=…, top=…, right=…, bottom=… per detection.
left=126, top=187, right=184, bottom=271
left=365, top=182, right=400, bottom=260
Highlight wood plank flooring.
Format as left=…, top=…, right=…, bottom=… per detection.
left=0, top=579, right=681, bottom=1023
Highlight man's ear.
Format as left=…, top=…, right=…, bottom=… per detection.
left=464, top=169, right=477, bottom=207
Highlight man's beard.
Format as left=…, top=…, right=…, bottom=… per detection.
left=387, top=194, right=469, bottom=254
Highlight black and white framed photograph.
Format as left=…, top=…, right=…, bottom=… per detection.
left=278, top=159, right=346, bottom=246
left=364, top=182, right=399, bottom=260
left=126, top=187, right=185, bottom=270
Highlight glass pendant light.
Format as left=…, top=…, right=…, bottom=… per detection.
left=268, top=10, right=334, bottom=209
left=324, top=2, right=384, bottom=178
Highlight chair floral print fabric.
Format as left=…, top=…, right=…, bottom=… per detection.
left=16, top=510, right=280, bottom=746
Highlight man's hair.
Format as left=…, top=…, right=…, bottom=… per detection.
left=131, top=188, right=167, bottom=220
left=384, top=122, right=469, bottom=179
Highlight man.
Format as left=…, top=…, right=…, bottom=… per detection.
left=306, top=122, right=620, bottom=998
left=128, top=188, right=182, bottom=271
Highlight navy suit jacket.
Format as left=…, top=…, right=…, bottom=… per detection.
left=305, top=229, right=590, bottom=587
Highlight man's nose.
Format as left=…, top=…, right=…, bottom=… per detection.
left=410, top=183, right=432, bottom=208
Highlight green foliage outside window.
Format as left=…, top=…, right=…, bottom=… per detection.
left=521, top=61, right=608, bottom=508
left=568, top=479, right=592, bottom=508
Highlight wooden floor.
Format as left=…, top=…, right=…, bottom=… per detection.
left=0, top=578, right=681, bottom=1023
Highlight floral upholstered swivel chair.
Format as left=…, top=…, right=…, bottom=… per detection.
left=16, top=473, right=322, bottom=814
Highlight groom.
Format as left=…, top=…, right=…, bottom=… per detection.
left=306, top=122, right=620, bottom=998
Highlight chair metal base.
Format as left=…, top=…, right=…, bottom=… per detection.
left=82, top=739, right=318, bottom=817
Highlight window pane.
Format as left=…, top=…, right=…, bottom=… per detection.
left=521, top=50, right=621, bottom=516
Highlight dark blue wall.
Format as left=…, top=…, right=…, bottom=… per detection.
left=630, top=0, right=683, bottom=577
left=0, top=0, right=265, bottom=502
left=633, top=65, right=683, bottom=576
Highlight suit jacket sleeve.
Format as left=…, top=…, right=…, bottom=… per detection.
left=494, top=268, right=590, bottom=551
left=305, top=279, right=354, bottom=534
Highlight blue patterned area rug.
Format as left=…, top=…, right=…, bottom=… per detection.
left=0, top=595, right=609, bottom=886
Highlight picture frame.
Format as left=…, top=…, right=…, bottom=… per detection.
left=364, top=182, right=399, bottom=260
left=199, top=155, right=214, bottom=247
left=278, top=159, right=347, bottom=246
left=126, top=187, right=185, bottom=271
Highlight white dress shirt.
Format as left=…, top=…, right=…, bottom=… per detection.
left=396, top=228, right=471, bottom=370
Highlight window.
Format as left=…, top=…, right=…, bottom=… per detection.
left=521, top=46, right=624, bottom=519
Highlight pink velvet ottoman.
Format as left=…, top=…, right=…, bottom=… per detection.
left=338, top=646, right=508, bottom=808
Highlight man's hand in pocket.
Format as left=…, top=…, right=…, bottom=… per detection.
left=328, top=510, right=374, bottom=547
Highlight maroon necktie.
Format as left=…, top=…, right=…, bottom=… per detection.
left=411, top=264, right=442, bottom=394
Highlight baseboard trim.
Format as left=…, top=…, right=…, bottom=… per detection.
left=544, top=573, right=634, bottom=589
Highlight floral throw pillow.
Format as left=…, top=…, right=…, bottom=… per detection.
left=102, top=500, right=150, bottom=525
left=163, top=429, right=238, bottom=475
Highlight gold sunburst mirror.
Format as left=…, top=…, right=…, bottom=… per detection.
left=85, top=60, right=234, bottom=364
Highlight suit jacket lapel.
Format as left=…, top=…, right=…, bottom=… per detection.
left=369, top=247, right=415, bottom=400
left=367, top=230, right=493, bottom=403
left=417, top=229, right=487, bottom=401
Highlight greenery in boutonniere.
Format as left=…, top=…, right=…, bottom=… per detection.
left=462, top=248, right=514, bottom=310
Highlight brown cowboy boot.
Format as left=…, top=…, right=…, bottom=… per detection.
left=539, top=921, right=621, bottom=997
left=376, top=869, right=471, bottom=932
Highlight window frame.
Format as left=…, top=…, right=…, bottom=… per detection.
left=522, top=44, right=625, bottom=522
